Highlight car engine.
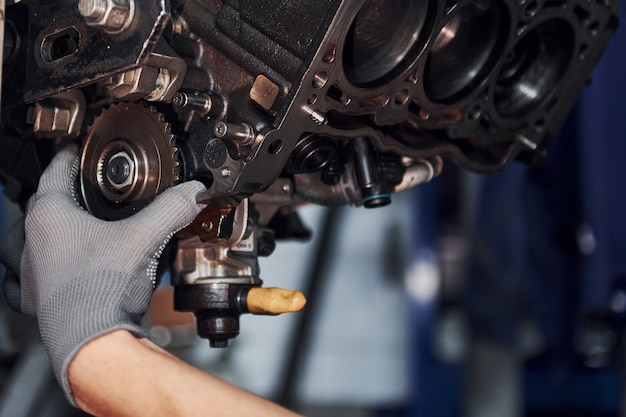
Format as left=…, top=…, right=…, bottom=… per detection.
left=0, top=0, right=619, bottom=347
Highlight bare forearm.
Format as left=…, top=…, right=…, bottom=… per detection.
left=68, top=330, right=301, bottom=417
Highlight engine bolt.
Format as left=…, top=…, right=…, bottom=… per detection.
left=107, top=155, right=131, bottom=185
left=79, top=0, right=107, bottom=19
left=214, top=121, right=255, bottom=145
left=173, top=92, right=221, bottom=117
left=220, top=167, right=232, bottom=178
left=302, top=106, right=328, bottom=126
left=214, top=121, right=227, bottom=137
left=201, top=221, right=214, bottom=233
left=105, top=151, right=135, bottom=190
left=78, top=0, right=135, bottom=34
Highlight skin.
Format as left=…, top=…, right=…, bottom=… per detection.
left=68, top=330, right=302, bottom=417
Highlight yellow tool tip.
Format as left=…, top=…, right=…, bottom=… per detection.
left=247, top=287, right=307, bottom=316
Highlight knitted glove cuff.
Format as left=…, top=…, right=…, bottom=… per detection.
left=37, top=271, right=152, bottom=406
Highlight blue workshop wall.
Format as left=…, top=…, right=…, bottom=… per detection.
left=407, top=4, right=626, bottom=415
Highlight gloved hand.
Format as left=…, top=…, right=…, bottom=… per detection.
left=0, top=145, right=206, bottom=404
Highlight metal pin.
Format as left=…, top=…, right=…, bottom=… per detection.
left=516, top=135, right=538, bottom=151
left=214, top=121, right=255, bottom=145
left=302, top=106, right=328, bottom=126
left=173, top=92, right=220, bottom=117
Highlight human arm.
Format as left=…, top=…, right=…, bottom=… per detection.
left=69, top=330, right=301, bottom=417
left=0, top=146, right=301, bottom=416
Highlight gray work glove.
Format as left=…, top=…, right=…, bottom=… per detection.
left=0, top=145, right=206, bottom=404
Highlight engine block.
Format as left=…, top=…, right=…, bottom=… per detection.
left=0, top=0, right=619, bottom=345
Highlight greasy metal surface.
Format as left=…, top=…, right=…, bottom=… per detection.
left=0, top=0, right=620, bottom=347
left=177, top=0, right=619, bottom=207
left=2, top=0, right=619, bottom=208
left=2, top=0, right=170, bottom=106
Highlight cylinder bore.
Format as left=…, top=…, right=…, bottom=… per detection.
left=343, top=0, right=429, bottom=87
left=494, top=19, right=575, bottom=118
left=424, top=0, right=506, bottom=103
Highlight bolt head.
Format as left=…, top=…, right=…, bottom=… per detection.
left=102, top=67, right=159, bottom=101
left=107, top=155, right=132, bottom=185
left=214, top=122, right=227, bottom=138
left=28, top=103, right=71, bottom=137
left=220, top=167, right=232, bottom=178
left=78, top=0, right=106, bottom=19
left=172, top=92, right=187, bottom=108
left=105, top=151, right=135, bottom=190
left=201, top=221, right=214, bottom=233
left=79, top=0, right=135, bottom=34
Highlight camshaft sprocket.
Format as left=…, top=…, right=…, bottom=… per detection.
left=80, top=102, right=179, bottom=220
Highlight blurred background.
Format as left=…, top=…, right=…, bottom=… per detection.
left=1, top=5, right=625, bottom=417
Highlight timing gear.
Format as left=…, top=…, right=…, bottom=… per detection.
left=80, top=102, right=180, bottom=220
